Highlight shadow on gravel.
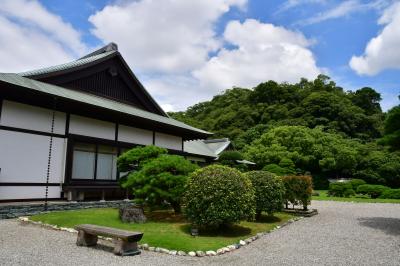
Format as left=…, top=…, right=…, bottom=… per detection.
left=358, top=217, right=400, bottom=236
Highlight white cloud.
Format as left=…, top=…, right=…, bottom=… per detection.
left=89, top=0, right=246, bottom=73
left=349, top=2, right=400, bottom=75
left=0, top=0, right=87, bottom=72
left=298, top=0, right=391, bottom=25
left=193, top=19, right=320, bottom=91
left=89, top=0, right=321, bottom=111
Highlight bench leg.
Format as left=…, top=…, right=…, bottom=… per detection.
left=76, top=230, right=98, bottom=246
left=113, top=240, right=140, bottom=256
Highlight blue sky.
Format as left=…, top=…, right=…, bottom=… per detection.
left=0, top=0, right=399, bottom=111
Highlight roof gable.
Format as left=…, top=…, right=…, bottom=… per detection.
left=19, top=43, right=167, bottom=116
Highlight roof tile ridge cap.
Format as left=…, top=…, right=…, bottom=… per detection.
left=79, top=42, right=118, bottom=59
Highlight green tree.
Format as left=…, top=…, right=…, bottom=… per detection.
left=123, top=155, right=198, bottom=213
left=381, top=104, right=400, bottom=151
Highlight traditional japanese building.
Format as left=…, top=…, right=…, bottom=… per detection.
left=0, top=43, right=215, bottom=202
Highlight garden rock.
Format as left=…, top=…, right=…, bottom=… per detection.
left=177, top=251, right=186, bottom=256
left=142, top=243, right=149, bottom=250
left=196, top=251, right=205, bottom=257
left=119, top=206, right=147, bottom=223
left=188, top=251, right=196, bottom=257
left=222, top=247, right=230, bottom=253
left=169, top=250, right=177, bottom=255
left=239, top=240, right=246, bottom=246
left=206, top=250, right=217, bottom=256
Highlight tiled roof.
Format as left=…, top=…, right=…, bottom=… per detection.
left=0, top=73, right=212, bottom=136
left=18, top=50, right=116, bottom=77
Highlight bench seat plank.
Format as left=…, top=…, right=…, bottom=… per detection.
left=75, top=224, right=143, bottom=242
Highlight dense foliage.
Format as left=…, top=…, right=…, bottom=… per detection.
left=170, top=76, right=400, bottom=188
left=381, top=103, right=400, bottom=151
left=184, top=165, right=255, bottom=227
left=117, top=145, right=167, bottom=172
left=170, top=76, right=384, bottom=142
left=380, top=189, right=400, bottom=199
left=246, top=171, right=285, bottom=218
left=282, top=175, right=313, bottom=210
left=349, top=179, right=366, bottom=190
left=118, top=146, right=198, bottom=213
left=356, top=184, right=390, bottom=199
left=328, top=182, right=355, bottom=197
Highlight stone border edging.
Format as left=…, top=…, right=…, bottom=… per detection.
left=17, top=215, right=305, bottom=257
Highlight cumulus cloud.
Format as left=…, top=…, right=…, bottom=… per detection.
left=0, top=0, right=87, bottom=72
left=350, top=2, right=400, bottom=75
left=89, top=0, right=246, bottom=73
left=193, top=19, right=320, bottom=91
left=89, top=0, right=321, bottom=111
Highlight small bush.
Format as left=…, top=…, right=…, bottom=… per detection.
left=246, top=171, right=285, bottom=218
left=344, top=188, right=356, bottom=197
left=328, top=182, right=353, bottom=197
left=349, top=179, right=366, bottom=190
left=357, top=184, right=390, bottom=199
left=379, top=189, right=400, bottom=199
left=184, top=165, right=255, bottom=228
left=282, top=175, right=313, bottom=210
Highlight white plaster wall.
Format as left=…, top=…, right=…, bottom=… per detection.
left=154, top=132, right=182, bottom=150
left=69, top=115, right=115, bottom=140
left=0, top=100, right=66, bottom=134
left=0, top=130, right=66, bottom=184
left=0, top=186, right=61, bottom=200
left=118, top=125, right=153, bottom=145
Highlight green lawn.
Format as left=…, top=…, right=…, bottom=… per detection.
left=313, top=190, right=400, bottom=203
left=30, top=208, right=294, bottom=252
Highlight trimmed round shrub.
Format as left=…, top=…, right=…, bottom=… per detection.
left=379, top=189, right=400, bottom=199
left=184, top=165, right=255, bottom=228
left=349, top=179, right=366, bottom=190
left=328, top=182, right=353, bottom=197
left=357, top=184, right=390, bottom=199
left=246, top=171, right=285, bottom=218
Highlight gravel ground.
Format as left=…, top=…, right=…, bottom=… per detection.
left=0, top=201, right=399, bottom=266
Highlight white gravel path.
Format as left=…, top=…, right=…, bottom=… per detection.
left=0, top=201, right=399, bottom=266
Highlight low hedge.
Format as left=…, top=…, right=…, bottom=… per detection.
left=328, top=182, right=353, bottom=197
left=379, top=189, right=400, bottom=199
left=349, top=179, right=366, bottom=190
left=357, top=184, right=390, bottom=199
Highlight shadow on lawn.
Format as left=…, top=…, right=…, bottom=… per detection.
left=358, top=217, right=400, bottom=236
left=178, top=214, right=282, bottom=237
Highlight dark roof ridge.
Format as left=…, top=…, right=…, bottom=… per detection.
left=203, top=138, right=230, bottom=143
left=79, top=42, right=118, bottom=60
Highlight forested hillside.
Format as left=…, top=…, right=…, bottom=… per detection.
left=169, top=75, right=400, bottom=188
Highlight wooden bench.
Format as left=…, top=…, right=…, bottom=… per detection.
left=75, top=224, right=143, bottom=256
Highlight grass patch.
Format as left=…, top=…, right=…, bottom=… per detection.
left=30, top=208, right=294, bottom=252
left=313, top=190, right=400, bottom=203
